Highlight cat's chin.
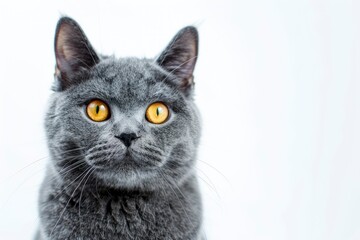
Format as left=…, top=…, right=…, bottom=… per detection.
left=84, top=152, right=162, bottom=189
left=92, top=162, right=161, bottom=190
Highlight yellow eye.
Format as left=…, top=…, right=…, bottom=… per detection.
left=86, top=100, right=110, bottom=122
left=145, top=102, right=169, bottom=124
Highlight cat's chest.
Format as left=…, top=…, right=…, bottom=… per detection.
left=78, top=194, right=165, bottom=238
left=40, top=188, right=201, bottom=240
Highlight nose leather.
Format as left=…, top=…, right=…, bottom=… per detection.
left=115, top=133, right=138, bottom=147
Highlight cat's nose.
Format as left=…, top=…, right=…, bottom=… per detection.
left=115, top=133, right=139, bottom=147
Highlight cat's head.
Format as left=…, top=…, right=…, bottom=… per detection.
left=46, top=17, right=200, bottom=191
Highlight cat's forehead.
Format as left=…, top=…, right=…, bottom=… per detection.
left=71, top=57, right=178, bottom=106
left=97, top=57, right=157, bottom=82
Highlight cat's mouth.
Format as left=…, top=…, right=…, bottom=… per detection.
left=84, top=145, right=163, bottom=172
left=125, top=150, right=131, bottom=157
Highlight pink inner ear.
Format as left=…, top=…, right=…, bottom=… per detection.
left=59, top=45, right=74, bottom=61
left=56, top=25, right=75, bottom=62
left=156, top=26, right=198, bottom=88
left=53, top=17, right=100, bottom=90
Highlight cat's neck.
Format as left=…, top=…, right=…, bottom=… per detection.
left=42, top=167, right=198, bottom=202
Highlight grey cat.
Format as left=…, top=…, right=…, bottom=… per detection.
left=36, top=17, right=203, bottom=240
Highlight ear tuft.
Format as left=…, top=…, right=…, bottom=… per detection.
left=54, top=17, right=99, bottom=90
left=156, top=26, right=199, bottom=95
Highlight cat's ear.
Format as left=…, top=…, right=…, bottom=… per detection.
left=156, top=26, right=199, bottom=95
left=54, top=17, right=99, bottom=91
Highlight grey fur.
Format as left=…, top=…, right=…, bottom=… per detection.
left=36, top=17, right=203, bottom=240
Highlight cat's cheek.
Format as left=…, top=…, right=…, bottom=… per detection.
left=155, top=121, right=190, bottom=146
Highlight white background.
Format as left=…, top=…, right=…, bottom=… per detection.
left=1, top=0, right=360, bottom=239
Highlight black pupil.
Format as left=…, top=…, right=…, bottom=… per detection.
left=96, top=105, right=100, bottom=114
left=156, top=107, right=161, bottom=116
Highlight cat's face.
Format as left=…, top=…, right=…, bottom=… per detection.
left=46, top=17, right=200, bottom=190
